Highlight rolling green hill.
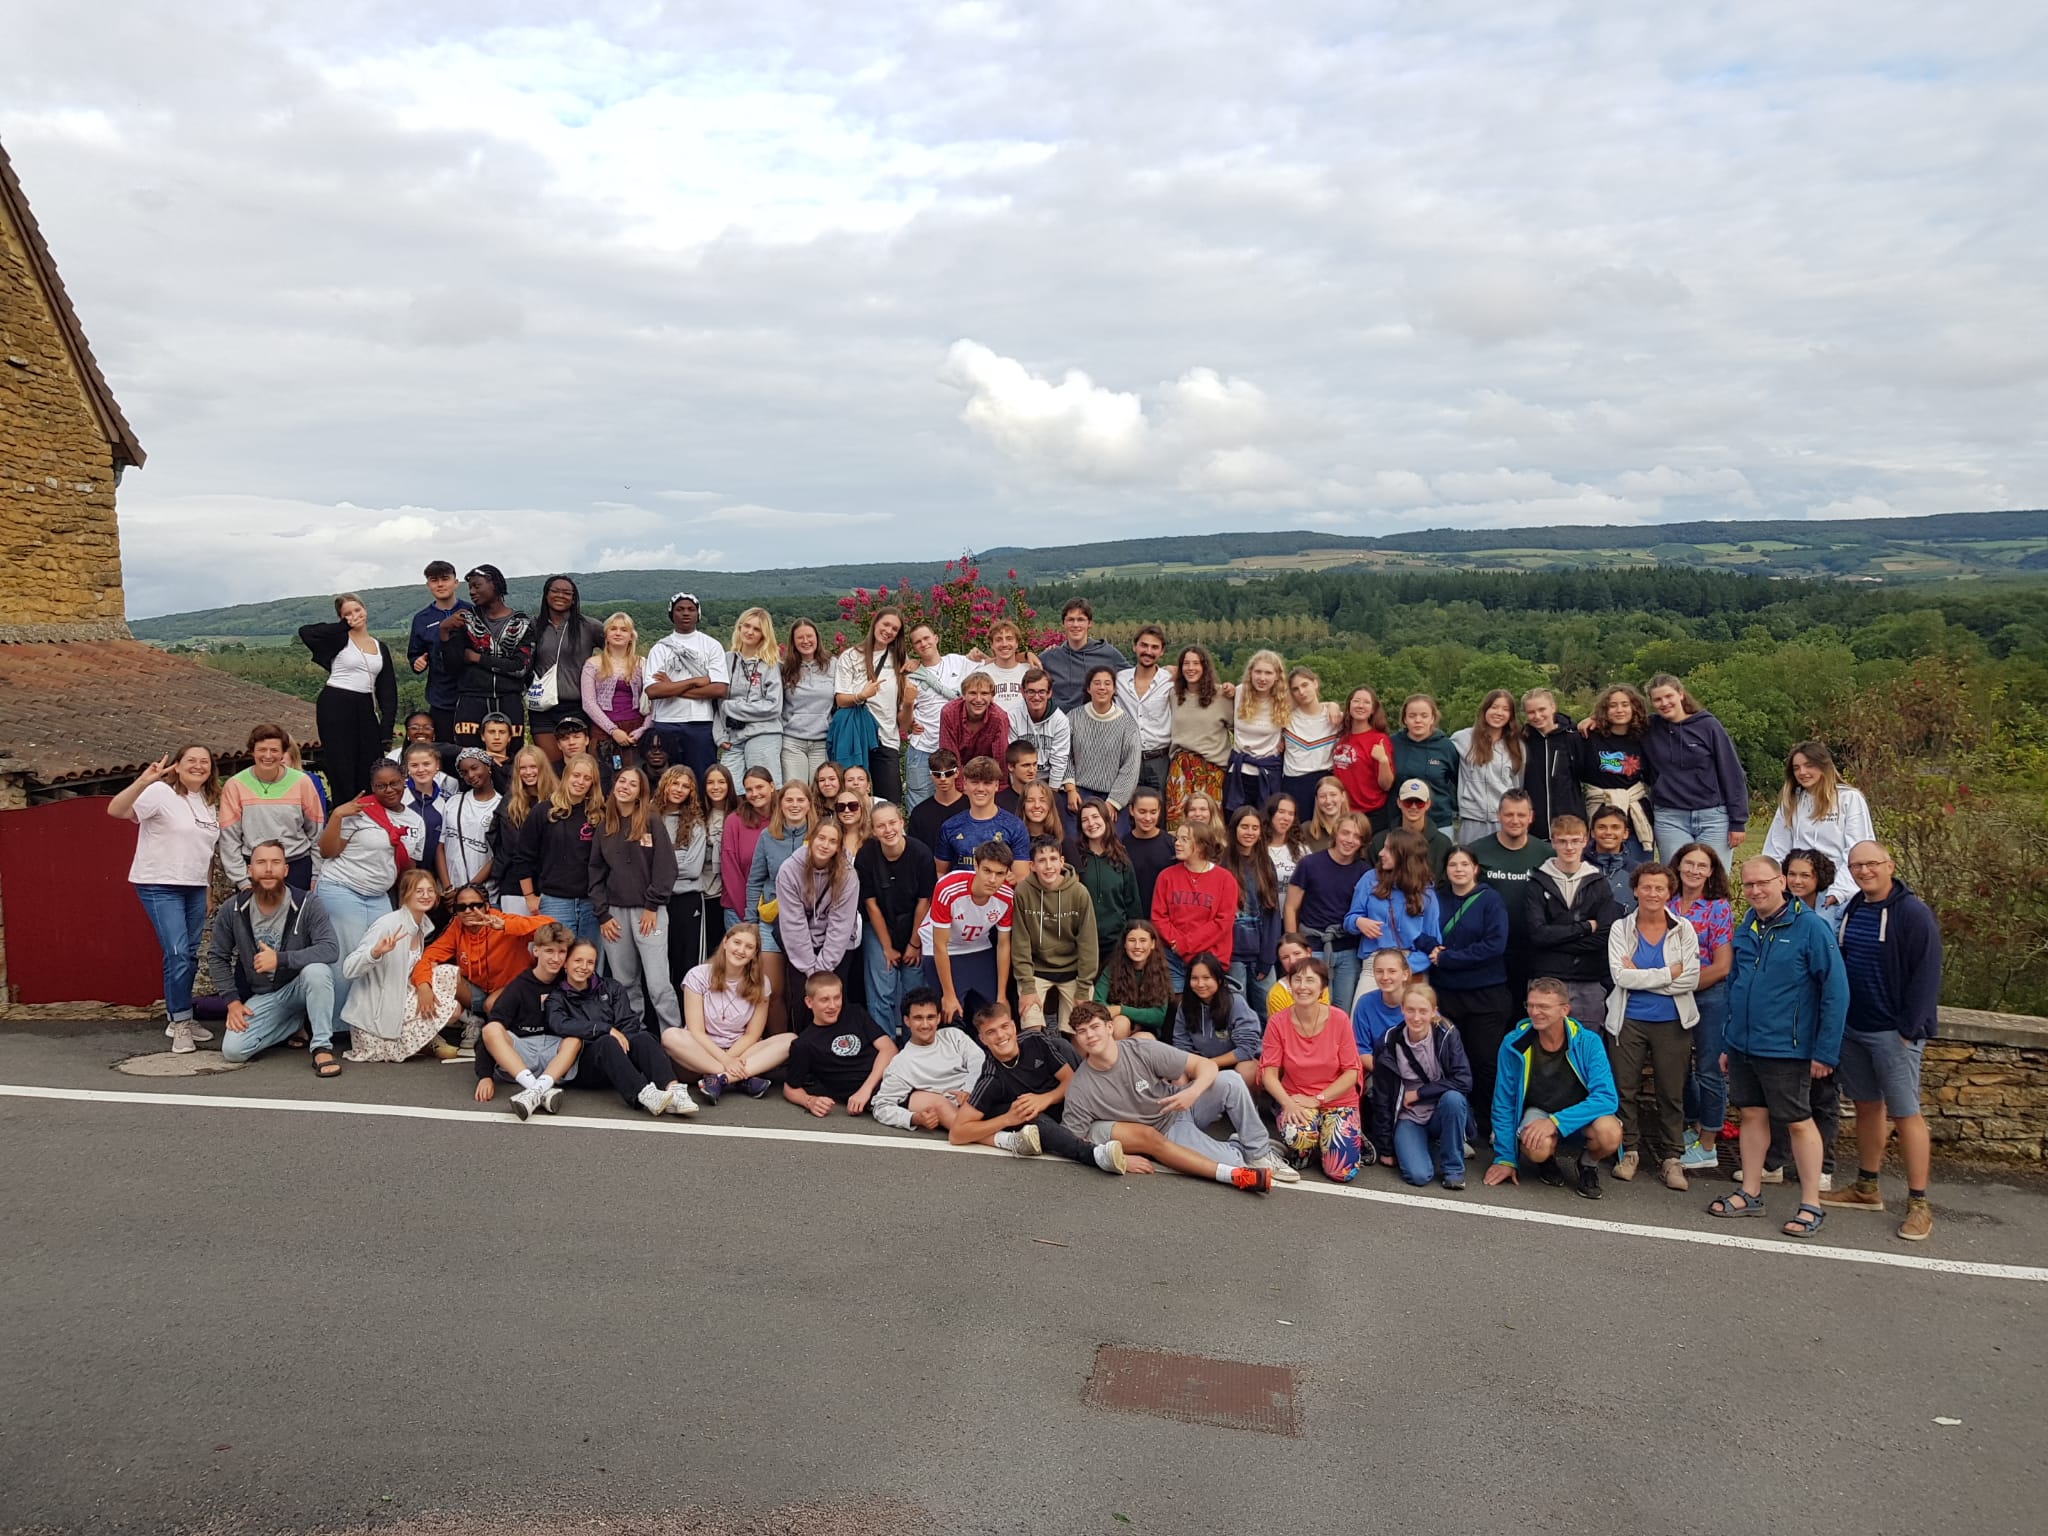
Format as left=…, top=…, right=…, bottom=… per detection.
left=132, top=508, right=2048, bottom=642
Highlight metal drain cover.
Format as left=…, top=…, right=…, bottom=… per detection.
left=1083, top=1345, right=1300, bottom=1436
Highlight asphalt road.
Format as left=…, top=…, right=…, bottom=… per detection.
left=5, top=1021, right=2047, bottom=1535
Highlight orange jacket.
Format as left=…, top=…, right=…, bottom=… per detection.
left=410, top=910, right=554, bottom=990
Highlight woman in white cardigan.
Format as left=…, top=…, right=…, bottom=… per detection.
left=1759, top=740, right=1874, bottom=910
left=341, top=869, right=451, bottom=1062
left=1604, top=862, right=1701, bottom=1193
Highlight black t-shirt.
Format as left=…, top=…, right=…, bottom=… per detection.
left=908, top=794, right=964, bottom=856
left=855, top=837, right=937, bottom=948
left=786, top=1006, right=891, bottom=1099
left=479, top=965, right=548, bottom=1077
left=969, top=1031, right=1079, bottom=1117
left=1523, top=1036, right=1587, bottom=1119
left=1127, top=832, right=1177, bottom=912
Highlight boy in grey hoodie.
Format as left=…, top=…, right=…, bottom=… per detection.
left=1012, top=836, right=1100, bottom=1035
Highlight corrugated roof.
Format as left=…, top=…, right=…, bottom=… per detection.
left=0, top=641, right=318, bottom=785
left=0, top=136, right=146, bottom=469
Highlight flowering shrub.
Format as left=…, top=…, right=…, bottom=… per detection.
left=833, top=554, right=1062, bottom=655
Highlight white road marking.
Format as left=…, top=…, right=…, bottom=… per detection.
left=6, top=1081, right=2046, bottom=1285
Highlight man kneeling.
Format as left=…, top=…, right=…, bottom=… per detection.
left=872, top=988, right=987, bottom=1131
left=473, top=922, right=583, bottom=1119
left=212, top=840, right=341, bottom=1076
left=1061, top=1001, right=1282, bottom=1193
left=1483, top=977, right=1622, bottom=1199
left=949, top=1000, right=1128, bottom=1173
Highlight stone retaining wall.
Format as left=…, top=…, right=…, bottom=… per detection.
left=1922, top=1008, right=2048, bottom=1162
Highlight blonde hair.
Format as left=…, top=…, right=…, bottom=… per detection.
left=547, top=753, right=607, bottom=822
left=596, top=612, right=641, bottom=681
left=1236, top=649, right=1287, bottom=725
left=769, top=781, right=818, bottom=840
left=1401, top=980, right=1438, bottom=1009
left=707, top=923, right=768, bottom=1003
left=730, top=606, right=779, bottom=663
left=656, top=765, right=704, bottom=845
left=502, top=746, right=556, bottom=828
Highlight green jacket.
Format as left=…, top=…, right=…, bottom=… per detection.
left=1076, top=849, right=1143, bottom=949
left=1012, top=868, right=1100, bottom=993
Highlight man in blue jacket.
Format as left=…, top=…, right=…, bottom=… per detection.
left=1821, top=841, right=1944, bottom=1242
left=407, top=560, right=470, bottom=746
left=1710, top=856, right=1848, bottom=1238
left=1482, top=978, right=1623, bottom=1200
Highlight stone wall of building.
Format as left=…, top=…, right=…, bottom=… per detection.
left=0, top=196, right=127, bottom=628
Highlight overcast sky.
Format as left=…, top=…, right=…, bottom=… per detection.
left=6, top=2, right=2044, bottom=616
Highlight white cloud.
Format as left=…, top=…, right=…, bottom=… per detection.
left=593, top=544, right=725, bottom=569
left=1810, top=495, right=1903, bottom=521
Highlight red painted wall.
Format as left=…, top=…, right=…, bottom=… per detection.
left=0, top=796, right=167, bottom=1007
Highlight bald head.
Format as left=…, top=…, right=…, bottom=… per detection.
left=1739, top=856, right=1786, bottom=917
left=1848, top=840, right=1895, bottom=899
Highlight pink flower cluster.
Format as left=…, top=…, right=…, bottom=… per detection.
left=834, top=553, right=1059, bottom=655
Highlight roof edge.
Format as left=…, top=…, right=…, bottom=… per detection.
left=0, top=137, right=146, bottom=469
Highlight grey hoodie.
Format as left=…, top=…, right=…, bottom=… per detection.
left=1013, top=867, right=1101, bottom=989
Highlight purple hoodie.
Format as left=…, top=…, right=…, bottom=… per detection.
left=775, top=851, right=861, bottom=974
left=1644, top=710, right=1749, bottom=829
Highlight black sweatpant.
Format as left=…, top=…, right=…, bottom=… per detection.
left=316, top=687, right=384, bottom=806
left=1032, top=1112, right=1104, bottom=1168
left=574, top=1030, right=675, bottom=1108
left=1436, top=982, right=1515, bottom=1143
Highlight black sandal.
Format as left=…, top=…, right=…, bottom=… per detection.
left=310, top=1046, right=343, bottom=1079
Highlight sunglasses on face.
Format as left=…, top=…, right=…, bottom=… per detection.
left=454, top=902, right=488, bottom=913
left=837, top=801, right=861, bottom=812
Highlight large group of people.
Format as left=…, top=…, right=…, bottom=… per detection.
left=114, top=566, right=1946, bottom=1242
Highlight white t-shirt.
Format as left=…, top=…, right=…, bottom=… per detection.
left=907, top=654, right=974, bottom=753
left=442, top=790, right=501, bottom=888
left=1116, top=667, right=1175, bottom=752
left=984, top=661, right=1033, bottom=730
left=318, top=806, right=427, bottom=896
left=916, top=868, right=1015, bottom=954
left=645, top=631, right=730, bottom=724
left=834, top=647, right=903, bottom=748
left=127, top=782, right=220, bottom=886
left=329, top=640, right=383, bottom=695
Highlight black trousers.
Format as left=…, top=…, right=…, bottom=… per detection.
left=1032, top=1112, right=1101, bottom=1166
left=868, top=746, right=902, bottom=805
left=429, top=706, right=458, bottom=747
left=316, top=687, right=384, bottom=805
left=1436, top=982, right=1516, bottom=1142
left=575, top=1031, right=675, bottom=1108
left=666, top=891, right=716, bottom=979
left=454, top=690, right=526, bottom=747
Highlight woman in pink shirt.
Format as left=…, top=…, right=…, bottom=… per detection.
left=110, top=746, right=222, bottom=1054
left=1260, top=954, right=1364, bottom=1182
left=719, top=768, right=775, bottom=926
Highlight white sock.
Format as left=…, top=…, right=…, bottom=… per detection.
left=993, top=1131, right=1020, bottom=1152
left=1093, top=1144, right=1117, bottom=1171
left=515, top=1070, right=539, bottom=1092
left=535, top=1074, right=554, bottom=1093
left=638, top=1083, right=668, bottom=1113
left=1213, top=1165, right=1240, bottom=1185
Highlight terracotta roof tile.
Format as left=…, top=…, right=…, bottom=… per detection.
left=0, top=641, right=318, bottom=785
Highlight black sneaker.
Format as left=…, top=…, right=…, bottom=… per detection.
left=1357, top=1134, right=1379, bottom=1169
left=1535, top=1158, right=1567, bottom=1187
left=1575, top=1161, right=1603, bottom=1200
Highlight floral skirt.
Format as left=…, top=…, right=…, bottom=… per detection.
left=1165, top=751, right=1225, bottom=826
left=345, top=964, right=460, bottom=1063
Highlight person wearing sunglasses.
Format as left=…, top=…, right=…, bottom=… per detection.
left=410, top=883, right=556, bottom=1047
left=831, top=791, right=874, bottom=860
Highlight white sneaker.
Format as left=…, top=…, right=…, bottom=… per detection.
left=1096, top=1140, right=1129, bottom=1175
left=168, top=1022, right=197, bottom=1055
left=539, top=1086, right=565, bottom=1115
left=1253, top=1150, right=1301, bottom=1184
left=510, top=1086, right=540, bottom=1121
left=167, top=1021, right=214, bottom=1043
left=458, top=1015, right=482, bottom=1051
left=1011, top=1123, right=1043, bottom=1158
left=1819, top=1171, right=1834, bottom=1193
left=664, top=1084, right=700, bottom=1116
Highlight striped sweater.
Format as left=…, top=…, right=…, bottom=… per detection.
left=1066, top=704, right=1142, bottom=809
left=217, top=767, right=326, bottom=884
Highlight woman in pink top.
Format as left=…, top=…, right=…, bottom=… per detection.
left=581, top=612, right=651, bottom=777
left=110, top=746, right=222, bottom=1054
left=718, top=767, right=776, bottom=924
left=660, top=923, right=791, bottom=1101
left=1259, top=954, right=1364, bottom=1182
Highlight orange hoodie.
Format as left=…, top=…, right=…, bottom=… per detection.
left=410, top=910, right=554, bottom=990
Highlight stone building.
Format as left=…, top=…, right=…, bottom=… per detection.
left=0, top=137, right=317, bottom=1013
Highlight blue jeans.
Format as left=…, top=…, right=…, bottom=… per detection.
left=539, top=895, right=599, bottom=949
left=862, top=926, right=921, bottom=1040
left=1392, top=1089, right=1470, bottom=1184
left=903, top=747, right=936, bottom=812
left=134, top=883, right=208, bottom=1021
left=1653, top=806, right=1731, bottom=872
left=1165, top=950, right=1187, bottom=994
left=221, top=965, right=337, bottom=1059
left=1228, top=957, right=1271, bottom=1018
left=316, top=881, right=391, bottom=1023
left=1685, top=983, right=1729, bottom=1132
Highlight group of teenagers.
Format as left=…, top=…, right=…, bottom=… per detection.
left=113, top=563, right=1948, bottom=1240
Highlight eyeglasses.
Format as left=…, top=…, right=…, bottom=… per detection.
left=453, top=902, right=488, bottom=913
left=1847, top=859, right=1892, bottom=871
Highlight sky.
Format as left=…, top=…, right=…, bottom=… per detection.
left=4, top=1, right=2045, bottom=617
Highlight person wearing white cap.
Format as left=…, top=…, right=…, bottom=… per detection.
left=644, top=592, right=730, bottom=781
left=1367, top=778, right=1454, bottom=879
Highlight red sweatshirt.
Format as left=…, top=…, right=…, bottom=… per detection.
left=1151, top=862, right=1239, bottom=966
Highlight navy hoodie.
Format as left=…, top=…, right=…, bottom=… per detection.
left=1431, top=882, right=1508, bottom=990
left=1836, top=879, right=1943, bottom=1041
left=1644, top=710, right=1748, bottom=829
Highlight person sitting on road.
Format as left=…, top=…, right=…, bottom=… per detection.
left=872, top=988, right=988, bottom=1132
left=1092, top=919, right=1175, bottom=1040
left=783, top=971, right=899, bottom=1118
left=544, top=938, right=700, bottom=1119
left=1061, top=1000, right=1285, bottom=1193
left=1168, top=950, right=1264, bottom=1091
left=409, top=886, right=554, bottom=1049
left=340, top=867, right=457, bottom=1064
left=210, top=840, right=342, bottom=1076
left=1259, top=956, right=1367, bottom=1183
left=473, top=922, right=583, bottom=1119
left=948, top=1000, right=1130, bottom=1174
left=1483, top=977, right=1623, bottom=1200
left=1368, top=981, right=1475, bottom=1190
left=662, top=922, right=791, bottom=1104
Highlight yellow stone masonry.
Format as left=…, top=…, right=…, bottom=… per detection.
left=0, top=190, right=127, bottom=627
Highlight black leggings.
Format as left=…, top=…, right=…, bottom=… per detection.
left=666, top=891, right=715, bottom=978
left=574, top=1031, right=676, bottom=1108
left=868, top=746, right=903, bottom=805
left=316, top=687, right=384, bottom=805
left=1435, top=982, right=1516, bottom=1142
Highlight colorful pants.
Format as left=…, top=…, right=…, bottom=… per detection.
left=1165, top=751, right=1226, bottom=828
left=1277, top=1105, right=1363, bottom=1182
